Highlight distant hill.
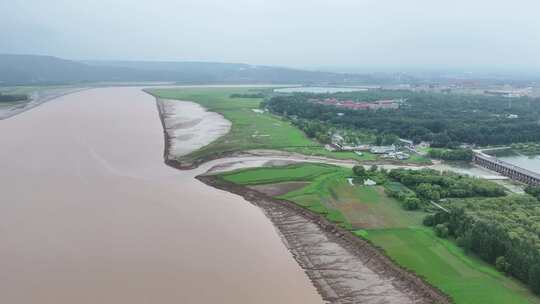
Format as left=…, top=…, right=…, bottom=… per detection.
left=0, top=54, right=373, bottom=85
left=0, top=55, right=137, bottom=85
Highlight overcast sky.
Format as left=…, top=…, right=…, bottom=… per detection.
left=2, top=0, right=540, bottom=71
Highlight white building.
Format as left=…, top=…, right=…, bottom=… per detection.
left=364, top=179, right=377, bottom=186
left=370, top=145, right=396, bottom=154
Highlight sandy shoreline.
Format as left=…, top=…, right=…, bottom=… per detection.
left=0, top=87, right=87, bottom=120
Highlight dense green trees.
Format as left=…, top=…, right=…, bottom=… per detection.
left=290, top=119, right=329, bottom=142
left=375, top=134, right=398, bottom=145
left=388, top=168, right=506, bottom=199
left=266, top=91, right=540, bottom=146
left=352, top=165, right=367, bottom=178
left=530, top=265, right=540, bottom=293
left=525, top=186, right=540, bottom=200
left=428, top=148, right=473, bottom=161
left=426, top=195, right=540, bottom=294
left=385, top=168, right=505, bottom=212
left=404, top=196, right=421, bottom=210
left=0, top=93, right=28, bottom=102
left=230, top=93, right=265, bottom=98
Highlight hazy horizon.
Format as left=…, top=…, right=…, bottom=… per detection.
left=2, top=0, right=540, bottom=72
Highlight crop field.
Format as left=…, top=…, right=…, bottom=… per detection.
left=148, top=87, right=377, bottom=163
left=219, top=162, right=540, bottom=303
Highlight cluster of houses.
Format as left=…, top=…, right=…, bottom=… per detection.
left=326, top=134, right=412, bottom=160
left=381, top=151, right=411, bottom=160
left=308, top=98, right=402, bottom=111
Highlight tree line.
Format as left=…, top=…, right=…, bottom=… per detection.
left=264, top=91, right=540, bottom=146
left=0, top=93, right=28, bottom=102
left=351, top=167, right=506, bottom=211
left=230, top=93, right=265, bottom=98
left=428, top=148, right=473, bottom=161
left=387, top=168, right=506, bottom=200
left=425, top=194, right=540, bottom=294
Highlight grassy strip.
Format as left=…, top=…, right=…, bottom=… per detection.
left=365, top=227, right=540, bottom=304
left=220, top=163, right=338, bottom=185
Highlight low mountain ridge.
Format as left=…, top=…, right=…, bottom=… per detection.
left=0, top=54, right=370, bottom=85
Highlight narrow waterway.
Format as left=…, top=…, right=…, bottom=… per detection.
left=0, top=87, right=323, bottom=304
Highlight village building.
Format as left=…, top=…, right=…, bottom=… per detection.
left=310, top=98, right=402, bottom=111
left=370, top=145, right=396, bottom=154
left=364, top=179, right=377, bottom=186
left=398, top=138, right=414, bottom=149
left=331, top=134, right=345, bottom=144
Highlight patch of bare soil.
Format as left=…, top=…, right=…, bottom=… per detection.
left=198, top=175, right=452, bottom=304
left=248, top=182, right=309, bottom=196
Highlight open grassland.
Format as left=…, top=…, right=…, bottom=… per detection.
left=406, top=153, right=432, bottom=164
left=364, top=228, right=540, bottom=304
left=148, top=87, right=377, bottom=164
left=219, top=162, right=540, bottom=303
left=220, top=163, right=338, bottom=185
left=327, top=181, right=425, bottom=228
left=280, top=173, right=424, bottom=229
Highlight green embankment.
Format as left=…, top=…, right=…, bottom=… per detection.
left=220, top=163, right=337, bottom=185
left=364, top=228, right=539, bottom=304
left=148, top=87, right=376, bottom=163
left=219, top=163, right=540, bottom=304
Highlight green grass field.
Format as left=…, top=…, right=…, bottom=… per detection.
left=220, top=163, right=356, bottom=229
left=328, top=182, right=425, bottom=228
left=364, top=227, right=540, bottom=304
left=148, top=87, right=378, bottom=164
left=407, top=153, right=432, bottom=164
left=219, top=162, right=540, bottom=303
left=220, top=163, right=338, bottom=185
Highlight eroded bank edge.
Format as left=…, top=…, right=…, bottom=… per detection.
left=196, top=174, right=453, bottom=304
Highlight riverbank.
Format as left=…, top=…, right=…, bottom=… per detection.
left=152, top=91, right=451, bottom=302
left=0, top=87, right=87, bottom=119
left=197, top=174, right=450, bottom=303
left=149, top=87, right=434, bottom=170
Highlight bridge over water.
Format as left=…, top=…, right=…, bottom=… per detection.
left=473, top=152, right=540, bottom=186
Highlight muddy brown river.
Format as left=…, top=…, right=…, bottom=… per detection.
left=0, top=87, right=323, bottom=304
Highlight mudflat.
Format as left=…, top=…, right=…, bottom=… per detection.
left=157, top=98, right=231, bottom=158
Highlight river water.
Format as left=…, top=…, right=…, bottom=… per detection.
left=498, top=154, right=540, bottom=174
left=0, top=87, right=322, bottom=304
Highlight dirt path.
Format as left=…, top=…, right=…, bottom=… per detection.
left=0, top=87, right=87, bottom=120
